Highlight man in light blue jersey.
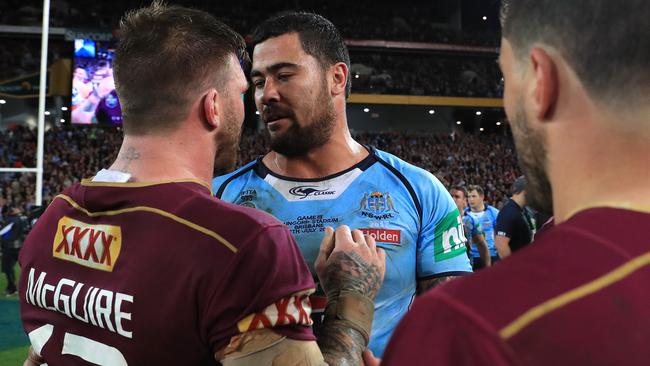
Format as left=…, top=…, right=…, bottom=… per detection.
left=450, top=185, right=490, bottom=265
left=213, top=12, right=472, bottom=356
left=466, top=185, right=499, bottom=270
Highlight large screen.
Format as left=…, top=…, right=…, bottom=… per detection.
left=71, top=39, right=123, bottom=125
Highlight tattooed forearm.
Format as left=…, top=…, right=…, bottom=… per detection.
left=417, top=275, right=461, bottom=294
left=320, top=251, right=382, bottom=299
left=317, top=250, right=382, bottom=365
left=318, top=321, right=367, bottom=366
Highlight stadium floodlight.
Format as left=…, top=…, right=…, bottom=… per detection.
left=479, top=127, right=485, bottom=131
left=456, top=121, right=462, bottom=125
left=0, top=99, right=6, bottom=104
left=428, top=109, right=435, bottom=115
left=476, top=111, right=482, bottom=115
left=363, top=108, right=370, bottom=113
left=483, top=16, right=487, bottom=21
left=255, top=110, right=260, bottom=115
left=60, top=119, right=65, bottom=123
left=44, top=111, right=51, bottom=115
left=61, top=106, right=68, bottom=111
left=496, top=121, right=502, bottom=126
left=355, top=74, right=360, bottom=79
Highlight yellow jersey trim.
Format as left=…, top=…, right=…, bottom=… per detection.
left=81, top=178, right=213, bottom=195
left=500, top=251, right=650, bottom=339
left=55, top=194, right=237, bottom=253
left=565, top=202, right=650, bottom=222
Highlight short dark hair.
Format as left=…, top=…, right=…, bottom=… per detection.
left=501, top=0, right=650, bottom=106
left=468, top=185, right=484, bottom=196
left=511, top=176, right=527, bottom=195
left=114, top=1, right=247, bottom=135
left=450, top=185, right=468, bottom=198
left=251, top=12, right=351, bottom=98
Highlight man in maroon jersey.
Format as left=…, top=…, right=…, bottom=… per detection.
left=369, top=0, right=650, bottom=365
left=19, top=3, right=384, bottom=365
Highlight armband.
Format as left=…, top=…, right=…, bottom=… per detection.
left=323, top=290, right=374, bottom=345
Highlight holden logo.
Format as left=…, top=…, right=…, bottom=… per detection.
left=289, top=185, right=335, bottom=199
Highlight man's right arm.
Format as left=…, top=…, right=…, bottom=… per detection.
left=473, top=233, right=492, bottom=267
left=495, top=209, right=514, bottom=259
left=495, top=235, right=512, bottom=259
left=315, top=226, right=385, bottom=365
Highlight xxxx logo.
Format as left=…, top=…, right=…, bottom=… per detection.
left=52, top=217, right=122, bottom=272
left=237, top=292, right=313, bottom=333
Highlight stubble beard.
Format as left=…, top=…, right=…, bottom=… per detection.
left=510, top=104, right=554, bottom=216
left=214, top=106, right=242, bottom=176
left=266, top=80, right=336, bottom=158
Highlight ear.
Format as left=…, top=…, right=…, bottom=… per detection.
left=330, top=62, right=349, bottom=96
left=529, top=47, right=558, bottom=121
left=202, top=88, right=220, bottom=129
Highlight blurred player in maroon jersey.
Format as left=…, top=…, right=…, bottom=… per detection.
left=19, top=2, right=384, bottom=365
left=369, top=0, right=650, bottom=365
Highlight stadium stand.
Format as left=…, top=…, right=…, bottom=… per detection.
left=1, top=126, right=517, bottom=215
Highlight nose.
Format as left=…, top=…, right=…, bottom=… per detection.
left=257, top=78, right=280, bottom=107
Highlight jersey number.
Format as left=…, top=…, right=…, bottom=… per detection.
left=28, top=324, right=127, bottom=365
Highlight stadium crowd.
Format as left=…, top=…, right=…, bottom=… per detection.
left=0, top=39, right=501, bottom=98
left=1, top=1, right=502, bottom=98
left=1, top=126, right=519, bottom=214
left=0, top=126, right=120, bottom=213
left=352, top=53, right=502, bottom=97
left=0, top=0, right=499, bottom=47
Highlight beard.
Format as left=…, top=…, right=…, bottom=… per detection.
left=510, top=103, right=554, bottom=216
left=213, top=101, right=243, bottom=176
left=262, top=80, right=336, bottom=158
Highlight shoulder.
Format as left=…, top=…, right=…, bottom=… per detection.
left=497, top=202, right=516, bottom=217
left=179, top=187, right=280, bottom=233
left=373, top=149, right=438, bottom=184
left=372, top=148, right=453, bottom=220
left=428, top=222, right=600, bottom=331
left=372, top=149, right=448, bottom=199
left=213, top=159, right=260, bottom=196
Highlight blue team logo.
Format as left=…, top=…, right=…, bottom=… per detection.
left=357, top=192, right=398, bottom=220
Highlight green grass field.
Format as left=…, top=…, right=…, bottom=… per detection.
left=0, top=263, right=30, bottom=366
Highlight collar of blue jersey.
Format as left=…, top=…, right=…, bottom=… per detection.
left=254, top=145, right=377, bottom=182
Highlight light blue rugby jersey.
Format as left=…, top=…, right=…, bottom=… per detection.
left=465, top=206, right=499, bottom=258
left=462, top=212, right=483, bottom=239
left=213, top=147, right=472, bottom=356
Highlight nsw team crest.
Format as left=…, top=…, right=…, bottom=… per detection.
left=357, top=191, right=398, bottom=220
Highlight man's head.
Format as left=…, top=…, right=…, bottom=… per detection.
left=467, top=185, right=485, bottom=211
left=450, top=186, right=468, bottom=213
left=73, top=68, right=87, bottom=82
left=115, top=1, right=247, bottom=134
left=511, top=176, right=527, bottom=204
left=499, top=0, right=650, bottom=216
left=114, top=1, right=248, bottom=172
left=250, top=12, right=350, bottom=157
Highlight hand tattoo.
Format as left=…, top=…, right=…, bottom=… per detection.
left=320, top=250, right=383, bottom=300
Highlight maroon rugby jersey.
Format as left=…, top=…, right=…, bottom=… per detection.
left=19, top=179, right=315, bottom=365
left=382, top=207, right=650, bottom=365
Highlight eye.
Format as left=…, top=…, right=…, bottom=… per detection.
left=277, top=73, right=292, bottom=81
left=252, top=79, right=265, bottom=89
